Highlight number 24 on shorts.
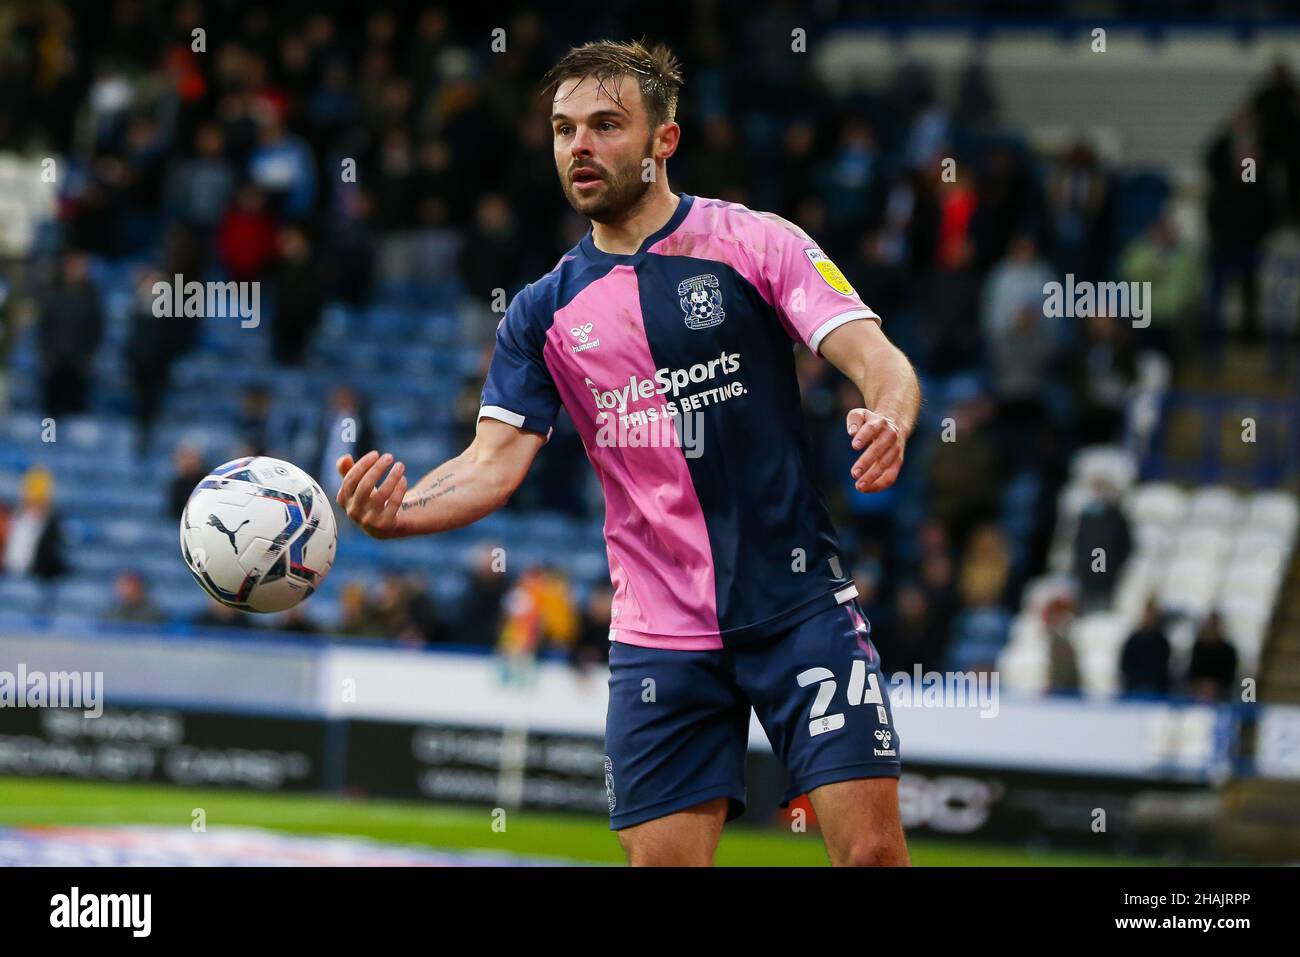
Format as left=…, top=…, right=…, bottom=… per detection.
left=797, top=660, right=887, bottom=737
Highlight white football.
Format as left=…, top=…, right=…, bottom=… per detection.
left=180, top=456, right=337, bottom=613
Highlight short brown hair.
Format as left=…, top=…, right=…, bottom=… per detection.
left=542, top=38, right=683, bottom=130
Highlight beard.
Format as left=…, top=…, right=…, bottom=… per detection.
left=559, top=136, right=655, bottom=223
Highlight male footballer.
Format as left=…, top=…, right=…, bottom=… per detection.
left=337, top=39, right=920, bottom=866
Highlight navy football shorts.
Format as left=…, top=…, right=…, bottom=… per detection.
left=603, top=600, right=901, bottom=830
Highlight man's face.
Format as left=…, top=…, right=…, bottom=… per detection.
left=552, top=74, right=657, bottom=223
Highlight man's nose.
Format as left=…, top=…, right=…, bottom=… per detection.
left=570, top=126, right=595, bottom=157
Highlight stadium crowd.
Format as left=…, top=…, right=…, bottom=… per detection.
left=1, top=2, right=1296, bottom=700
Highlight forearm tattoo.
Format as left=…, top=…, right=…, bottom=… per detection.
left=400, top=472, right=457, bottom=511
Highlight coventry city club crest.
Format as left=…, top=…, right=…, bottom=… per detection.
left=678, top=274, right=725, bottom=330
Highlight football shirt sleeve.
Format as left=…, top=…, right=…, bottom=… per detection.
left=757, top=212, right=881, bottom=355
left=479, top=296, right=561, bottom=439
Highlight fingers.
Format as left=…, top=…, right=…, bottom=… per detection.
left=336, top=454, right=354, bottom=477
left=356, top=452, right=392, bottom=502
left=373, top=460, right=405, bottom=503
left=337, top=450, right=379, bottom=506
left=856, top=444, right=904, bottom=492
left=377, top=473, right=408, bottom=530
left=846, top=408, right=869, bottom=437
left=851, top=422, right=900, bottom=476
left=850, top=414, right=889, bottom=451
left=355, top=452, right=392, bottom=505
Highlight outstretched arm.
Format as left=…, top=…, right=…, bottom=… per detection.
left=335, top=417, right=545, bottom=539
left=818, top=319, right=921, bottom=494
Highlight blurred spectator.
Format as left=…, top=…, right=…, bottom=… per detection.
left=921, top=236, right=983, bottom=374
left=685, top=117, right=749, bottom=205
left=271, top=226, right=324, bottom=365
left=2, top=466, right=65, bottom=580
left=279, top=605, right=319, bottom=634
left=776, top=120, right=817, bottom=213
left=1118, top=214, right=1202, bottom=356
left=369, top=573, right=448, bottom=647
left=248, top=116, right=317, bottom=222
left=402, top=575, right=450, bottom=645
left=326, top=187, right=377, bottom=306
left=926, top=386, right=1001, bottom=549
left=236, top=385, right=272, bottom=457
left=1205, top=107, right=1272, bottom=343
left=968, top=142, right=1032, bottom=269
left=571, top=584, right=614, bottom=671
left=1071, top=476, right=1133, bottom=613
left=125, top=266, right=197, bottom=451
left=946, top=601, right=1011, bottom=674
left=35, top=251, right=104, bottom=417
left=1043, top=595, right=1081, bottom=695
left=1250, top=61, right=1300, bottom=219
left=874, top=582, right=942, bottom=675
left=820, top=118, right=881, bottom=247
left=456, top=193, right=527, bottom=346
left=1185, top=612, right=1239, bottom=702
left=917, top=548, right=958, bottom=664
left=1045, top=141, right=1111, bottom=279
left=1256, top=225, right=1300, bottom=359
left=959, top=524, right=1010, bottom=607
left=195, top=598, right=251, bottom=630
left=1120, top=599, right=1172, bottom=698
left=0, top=271, right=21, bottom=413
left=372, top=127, right=417, bottom=230
left=165, top=122, right=237, bottom=231
left=498, top=566, right=578, bottom=659
left=108, top=571, right=164, bottom=624
left=454, top=545, right=509, bottom=646
left=1069, top=312, right=1137, bottom=445
left=981, top=234, right=1057, bottom=417
left=170, top=444, right=208, bottom=520
left=935, top=170, right=978, bottom=272
left=217, top=185, right=278, bottom=281
left=338, top=581, right=379, bottom=636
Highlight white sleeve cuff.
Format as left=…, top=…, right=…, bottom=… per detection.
left=478, top=405, right=553, bottom=441
left=808, top=308, right=881, bottom=355
left=478, top=405, right=525, bottom=428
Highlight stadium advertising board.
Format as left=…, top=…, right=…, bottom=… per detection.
left=0, top=705, right=326, bottom=791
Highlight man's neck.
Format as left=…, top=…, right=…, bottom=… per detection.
left=590, top=188, right=680, bottom=255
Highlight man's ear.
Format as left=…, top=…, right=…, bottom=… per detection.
left=656, top=122, right=681, bottom=161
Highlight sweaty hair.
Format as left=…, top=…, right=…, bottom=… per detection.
left=542, top=38, right=684, bottom=130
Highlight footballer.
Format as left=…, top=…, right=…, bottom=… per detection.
left=336, top=39, right=920, bottom=867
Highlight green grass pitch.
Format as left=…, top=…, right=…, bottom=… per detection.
left=0, top=776, right=1146, bottom=865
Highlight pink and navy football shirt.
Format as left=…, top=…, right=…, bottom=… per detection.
left=479, top=193, right=881, bottom=651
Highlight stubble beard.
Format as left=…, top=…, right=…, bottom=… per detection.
left=560, top=137, right=655, bottom=224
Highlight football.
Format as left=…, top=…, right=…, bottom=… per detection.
left=180, top=456, right=338, bottom=613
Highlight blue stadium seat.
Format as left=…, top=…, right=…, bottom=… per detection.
left=51, top=576, right=114, bottom=616
left=0, top=575, right=51, bottom=614
left=152, top=585, right=211, bottom=620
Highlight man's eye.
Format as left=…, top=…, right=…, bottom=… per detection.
left=600, top=122, right=616, bottom=131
